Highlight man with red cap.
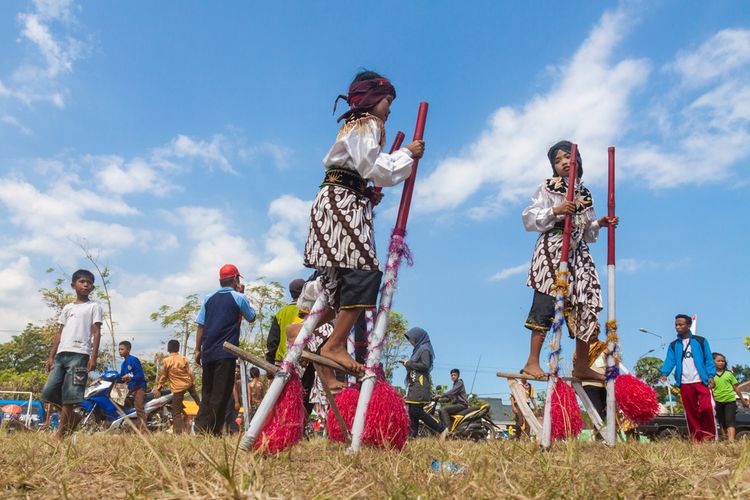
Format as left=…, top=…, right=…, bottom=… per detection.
left=194, top=264, right=256, bottom=435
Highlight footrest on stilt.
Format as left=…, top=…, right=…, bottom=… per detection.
left=496, top=371, right=603, bottom=383
left=223, top=342, right=279, bottom=374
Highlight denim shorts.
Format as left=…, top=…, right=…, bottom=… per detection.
left=41, top=352, right=90, bottom=405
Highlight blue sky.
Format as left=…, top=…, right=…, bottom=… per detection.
left=1, top=0, right=749, bottom=399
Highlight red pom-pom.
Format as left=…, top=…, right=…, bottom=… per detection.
left=550, top=378, right=583, bottom=441
left=254, top=375, right=305, bottom=454
left=327, top=381, right=409, bottom=450
left=615, top=374, right=659, bottom=424
left=327, top=386, right=359, bottom=443
left=362, top=381, right=409, bottom=450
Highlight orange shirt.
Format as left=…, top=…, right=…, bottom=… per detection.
left=156, top=353, right=195, bottom=393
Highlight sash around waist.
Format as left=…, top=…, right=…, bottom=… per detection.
left=321, top=167, right=367, bottom=195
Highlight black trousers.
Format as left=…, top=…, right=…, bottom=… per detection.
left=408, top=403, right=444, bottom=437
left=195, top=358, right=236, bottom=435
left=438, top=403, right=468, bottom=429
left=583, top=386, right=607, bottom=420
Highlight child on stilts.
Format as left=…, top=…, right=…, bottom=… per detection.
left=521, top=141, right=618, bottom=381
left=303, top=70, right=424, bottom=389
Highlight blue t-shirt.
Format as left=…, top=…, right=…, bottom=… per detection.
left=119, top=354, right=147, bottom=390
left=196, top=287, right=256, bottom=363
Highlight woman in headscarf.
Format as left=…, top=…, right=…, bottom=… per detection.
left=400, top=327, right=447, bottom=439
left=304, top=70, right=425, bottom=390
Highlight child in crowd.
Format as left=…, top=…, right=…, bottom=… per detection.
left=41, top=269, right=102, bottom=438
left=521, top=141, right=618, bottom=380
left=194, top=264, right=256, bottom=435
left=152, top=339, right=200, bottom=434
left=303, top=70, right=424, bottom=388
left=118, top=340, right=147, bottom=431
left=247, top=367, right=266, bottom=416
left=712, top=352, right=749, bottom=441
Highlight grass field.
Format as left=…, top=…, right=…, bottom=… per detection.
left=1, top=432, right=749, bottom=498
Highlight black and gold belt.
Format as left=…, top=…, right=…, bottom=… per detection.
left=321, top=167, right=367, bottom=195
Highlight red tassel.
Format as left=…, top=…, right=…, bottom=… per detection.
left=615, top=374, right=659, bottom=424
left=363, top=381, right=409, bottom=450
left=327, top=381, right=409, bottom=450
left=254, top=375, right=305, bottom=454
left=550, top=378, right=583, bottom=441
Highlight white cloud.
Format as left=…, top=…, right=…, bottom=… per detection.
left=417, top=7, right=649, bottom=218
left=670, top=29, right=750, bottom=86
left=489, top=263, right=528, bottom=282
left=239, top=142, right=294, bottom=170
left=0, top=177, right=140, bottom=262
left=625, top=29, right=750, bottom=188
left=258, top=195, right=312, bottom=277
left=0, top=256, right=47, bottom=341
left=93, top=155, right=174, bottom=196
left=1, top=0, right=85, bottom=109
left=618, top=258, right=645, bottom=273
left=158, top=134, right=235, bottom=174
left=1, top=114, right=31, bottom=135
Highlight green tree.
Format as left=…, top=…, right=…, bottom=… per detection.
left=39, top=269, right=75, bottom=319
left=243, top=277, right=285, bottom=345
left=730, top=364, right=750, bottom=384
left=633, top=356, right=664, bottom=385
left=0, top=369, right=47, bottom=393
left=0, top=324, right=51, bottom=373
left=150, top=294, right=201, bottom=357
left=381, top=311, right=409, bottom=383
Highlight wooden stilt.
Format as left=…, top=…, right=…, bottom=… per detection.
left=571, top=381, right=606, bottom=440
left=313, top=362, right=350, bottom=443
left=508, top=379, right=542, bottom=437
left=496, top=371, right=603, bottom=383
left=223, top=343, right=278, bottom=374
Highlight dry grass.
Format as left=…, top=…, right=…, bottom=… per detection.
left=1, top=431, right=749, bottom=499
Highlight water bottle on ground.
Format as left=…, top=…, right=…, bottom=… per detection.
left=431, top=459, right=467, bottom=474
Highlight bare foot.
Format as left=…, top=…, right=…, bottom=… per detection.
left=320, top=344, right=363, bottom=374
left=572, top=367, right=606, bottom=382
left=318, top=366, right=347, bottom=393
left=521, top=363, right=547, bottom=379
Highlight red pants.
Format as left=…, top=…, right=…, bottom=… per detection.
left=680, top=382, right=716, bottom=442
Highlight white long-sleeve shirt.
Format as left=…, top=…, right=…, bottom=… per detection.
left=521, top=177, right=600, bottom=244
left=322, top=116, right=413, bottom=187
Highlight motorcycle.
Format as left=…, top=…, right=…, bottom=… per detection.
left=76, top=370, right=173, bottom=433
left=419, top=398, right=500, bottom=440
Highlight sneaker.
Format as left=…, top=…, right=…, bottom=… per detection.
left=440, top=428, right=449, bottom=442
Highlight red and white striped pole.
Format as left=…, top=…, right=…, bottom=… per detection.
left=541, top=143, right=578, bottom=448
left=605, top=146, right=618, bottom=446
left=349, top=103, right=428, bottom=453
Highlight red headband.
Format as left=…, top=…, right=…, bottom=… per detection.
left=334, top=78, right=396, bottom=122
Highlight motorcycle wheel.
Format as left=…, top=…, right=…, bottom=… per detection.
left=147, top=407, right=173, bottom=433
left=76, top=409, right=101, bottom=434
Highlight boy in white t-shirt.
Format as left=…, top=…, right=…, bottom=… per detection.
left=41, top=269, right=103, bottom=437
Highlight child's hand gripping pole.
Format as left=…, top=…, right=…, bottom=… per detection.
left=239, top=290, right=329, bottom=451
left=348, top=102, right=428, bottom=453
left=604, top=146, right=619, bottom=446
left=540, top=143, right=578, bottom=449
